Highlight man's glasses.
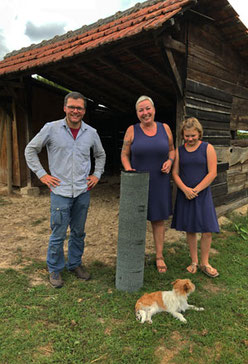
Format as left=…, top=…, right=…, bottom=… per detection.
left=66, top=105, right=85, bottom=111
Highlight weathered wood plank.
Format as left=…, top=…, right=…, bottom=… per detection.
left=185, top=93, right=232, bottom=111
left=213, top=174, right=226, bottom=185
left=185, top=107, right=231, bottom=123
left=211, top=183, right=228, bottom=197
left=220, top=189, right=248, bottom=204
left=187, top=52, right=237, bottom=85
left=187, top=68, right=248, bottom=99
left=202, top=137, right=230, bottom=146
left=203, top=129, right=230, bottom=137
left=186, top=79, right=233, bottom=103
left=198, top=120, right=230, bottom=131
left=216, top=196, right=248, bottom=216
left=185, top=101, right=231, bottom=117
left=187, top=22, right=242, bottom=76
left=217, top=163, right=229, bottom=172
left=231, top=140, right=248, bottom=147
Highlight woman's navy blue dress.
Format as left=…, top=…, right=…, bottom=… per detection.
left=131, top=122, right=172, bottom=221
left=171, top=141, right=219, bottom=233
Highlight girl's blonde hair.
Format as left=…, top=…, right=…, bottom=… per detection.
left=180, top=117, right=203, bottom=139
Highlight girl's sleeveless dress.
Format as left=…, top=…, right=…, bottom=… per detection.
left=171, top=141, right=219, bottom=232
left=131, top=122, right=172, bottom=221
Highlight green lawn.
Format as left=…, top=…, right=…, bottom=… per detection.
left=0, top=212, right=247, bottom=364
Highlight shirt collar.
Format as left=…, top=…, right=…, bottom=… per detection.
left=62, top=117, right=87, bottom=131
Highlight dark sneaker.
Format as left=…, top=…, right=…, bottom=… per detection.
left=71, top=265, right=91, bottom=280
left=49, top=272, right=64, bottom=288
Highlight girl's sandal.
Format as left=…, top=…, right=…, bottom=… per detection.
left=186, top=262, right=198, bottom=274
left=156, top=257, right=167, bottom=274
left=200, top=264, right=219, bottom=278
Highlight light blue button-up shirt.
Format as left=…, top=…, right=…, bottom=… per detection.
left=25, top=118, right=106, bottom=197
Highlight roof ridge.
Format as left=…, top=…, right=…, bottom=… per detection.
left=4, top=0, right=164, bottom=59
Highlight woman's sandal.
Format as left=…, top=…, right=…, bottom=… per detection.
left=186, top=262, right=198, bottom=274
left=200, top=264, right=219, bottom=278
left=156, top=257, right=167, bottom=274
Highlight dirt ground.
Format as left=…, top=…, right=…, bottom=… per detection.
left=0, top=175, right=247, bottom=271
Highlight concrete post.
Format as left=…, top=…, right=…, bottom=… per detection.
left=116, top=171, right=149, bottom=292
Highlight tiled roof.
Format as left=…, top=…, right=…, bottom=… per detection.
left=0, top=0, right=195, bottom=77
left=0, top=0, right=247, bottom=79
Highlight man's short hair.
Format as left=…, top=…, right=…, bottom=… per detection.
left=64, top=92, right=87, bottom=108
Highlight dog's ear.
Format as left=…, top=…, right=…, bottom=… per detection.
left=183, top=282, right=191, bottom=293
left=171, top=279, right=179, bottom=286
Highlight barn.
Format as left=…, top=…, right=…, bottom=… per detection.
left=0, top=0, right=248, bottom=215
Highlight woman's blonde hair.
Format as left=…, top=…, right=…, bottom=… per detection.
left=135, top=95, right=154, bottom=110
left=180, top=117, right=203, bottom=139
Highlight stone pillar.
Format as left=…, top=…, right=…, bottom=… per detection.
left=116, top=171, right=149, bottom=292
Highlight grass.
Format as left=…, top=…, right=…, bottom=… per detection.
left=0, top=213, right=248, bottom=364
left=237, top=131, right=248, bottom=139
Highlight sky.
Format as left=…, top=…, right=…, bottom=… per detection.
left=0, top=0, right=247, bottom=60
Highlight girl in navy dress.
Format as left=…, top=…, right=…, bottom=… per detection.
left=121, top=96, right=175, bottom=273
left=171, top=117, right=219, bottom=278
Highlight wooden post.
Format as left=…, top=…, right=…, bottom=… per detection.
left=172, top=97, right=185, bottom=205
left=116, top=171, right=149, bottom=292
left=24, top=110, right=32, bottom=188
left=6, top=114, right=12, bottom=194
left=0, top=108, right=5, bottom=153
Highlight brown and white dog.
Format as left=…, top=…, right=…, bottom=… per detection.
left=135, top=279, right=204, bottom=324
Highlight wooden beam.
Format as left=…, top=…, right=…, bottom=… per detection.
left=186, top=79, right=233, bottom=103
left=0, top=108, right=5, bottom=154
left=162, top=39, right=183, bottom=97
left=185, top=9, right=215, bottom=23
left=163, top=35, right=186, bottom=54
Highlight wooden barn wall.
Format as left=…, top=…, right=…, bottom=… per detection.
left=0, top=106, right=23, bottom=186
left=185, top=20, right=248, bottom=209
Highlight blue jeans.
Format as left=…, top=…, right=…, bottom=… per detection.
left=47, top=191, right=90, bottom=273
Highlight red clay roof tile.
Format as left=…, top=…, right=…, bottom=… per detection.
left=0, top=0, right=194, bottom=76
left=0, top=0, right=247, bottom=76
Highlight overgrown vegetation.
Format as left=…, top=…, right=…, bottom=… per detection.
left=0, top=212, right=247, bottom=363
left=237, top=130, right=248, bottom=139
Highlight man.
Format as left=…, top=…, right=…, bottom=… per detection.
left=25, top=91, right=106, bottom=288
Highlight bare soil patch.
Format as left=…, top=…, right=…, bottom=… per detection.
left=0, top=175, right=184, bottom=270
left=0, top=175, right=247, bottom=271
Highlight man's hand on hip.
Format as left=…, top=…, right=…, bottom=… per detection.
left=40, top=174, right=61, bottom=188
left=86, top=175, right=99, bottom=190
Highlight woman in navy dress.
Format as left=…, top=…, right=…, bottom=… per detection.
left=121, top=96, right=175, bottom=273
left=171, top=117, right=219, bottom=277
